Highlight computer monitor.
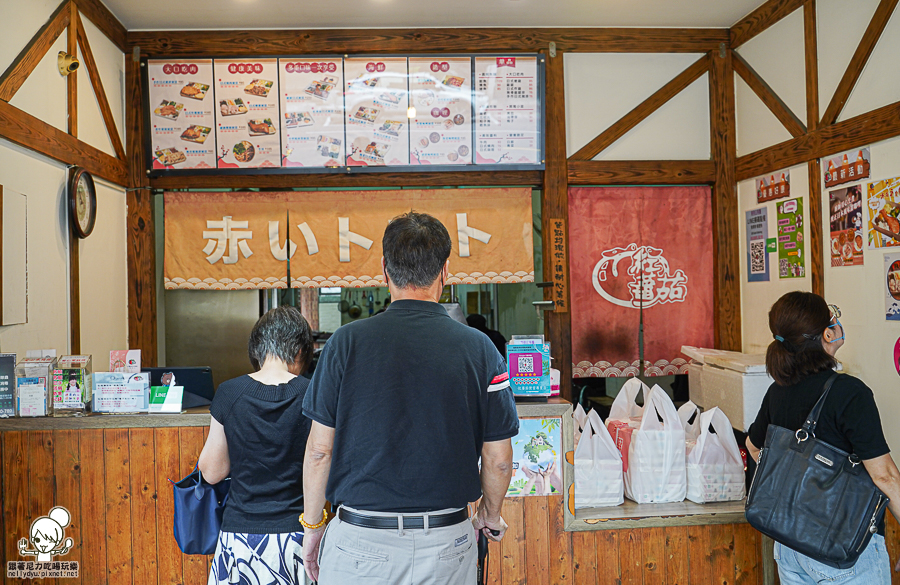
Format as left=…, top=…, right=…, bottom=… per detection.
left=142, top=366, right=215, bottom=409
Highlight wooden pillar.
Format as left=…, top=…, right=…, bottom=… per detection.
left=67, top=0, right=80, bottom=354
left=709, top=47, right=741, bottom=351
left=125, top=50, right=158, bottom=366
left=805, top=0, right=825, bottom=296
left=541, top=48, right=573, bottom=400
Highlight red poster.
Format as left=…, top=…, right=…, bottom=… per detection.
left=568, top=187, right=714, bottom=377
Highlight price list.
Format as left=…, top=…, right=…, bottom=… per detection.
left=474, top=56, right=540, bottom=165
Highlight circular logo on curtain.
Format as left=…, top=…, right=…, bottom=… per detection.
left=591, top=244, right=688, bottom=309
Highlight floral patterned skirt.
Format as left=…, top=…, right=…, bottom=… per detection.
left=207, top=530, right=305, bottom=585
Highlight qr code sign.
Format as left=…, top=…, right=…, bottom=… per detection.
left=517, top=355, right=534, bottom=374
left=750, top=240, right=765, bottom=274
left=779, top=258, right=789, bottom=277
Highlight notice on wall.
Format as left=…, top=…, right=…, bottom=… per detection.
left=344, top=57, right=410, bottom=166
left=408, top=57, right=473, bottom=165
left=214, top=58, right=281, bottom=168
left=866, top=176, right=900, bottom=249
left=777, top=197, right=804, bottom=279
left=885, top=253, right=900, bottom=320
left=549, top=218, right=569, bottom=311
left=746, top=208, right=769, bottom=282
left=474, top=56, right=540, bottom=165
left=829, top=185, right=864, bottom=267
left=147, top=59, right=216, bottom=170
left=825, top=147, right=870, bottom=189
left=756, top=170, right=791, bottom=203
left=0, top=354, right=15, bottom=417
left=278, top=58, right=345, bottom=168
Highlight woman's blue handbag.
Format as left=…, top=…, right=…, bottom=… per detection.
left=171, top=466, right=230, bottom=555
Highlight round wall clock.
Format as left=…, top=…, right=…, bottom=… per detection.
left=68, top=167, right=97, bottom=238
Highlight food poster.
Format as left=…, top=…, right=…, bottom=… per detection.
left=885, top=253, right=900, bottom=320
left=344, top=57, right=410, bottom=166
left=474, top=56, right=540, bottom=165
left=829, top=185, right=864, bottom=267
left=825, top=147, right=870, bottom=189
left=755, top=171, right=791, bottom=203
left=278, top=58, right=345, bottom=168
left=867, top=177, right=900, bottom=249
left=147, top=59, right=216, bottom=169
left=776, top=197, right=805, bottom=278
left=408, top=57, right=473, bottom=165
left=507, top=417, right=562, bottom=497
left=214, top=58, right=281, bottom=168
left=746, top=208, right=769, bottom=281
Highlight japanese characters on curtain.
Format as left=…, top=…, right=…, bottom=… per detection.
left=568, top=187, right=714, bottom=377
left=164, top=189, right=535, bottom=289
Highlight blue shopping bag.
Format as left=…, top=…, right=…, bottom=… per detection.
left=171, top=466, right=230, bottom=555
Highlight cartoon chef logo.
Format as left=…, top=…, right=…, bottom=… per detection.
left=18, top=507, right=74, bottom=561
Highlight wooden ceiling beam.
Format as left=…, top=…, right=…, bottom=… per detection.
left=803, top=0, right=819, bottom=130
left=74, top=0, right=128, bottom=53
left=567, top=160, right=715, bottom=185
left=732, top=51, right=806, bottom=137
left=0, top=0, right=71, bottom=102
left=569, top=55, right=708, bottom=161
left=730, top=0, right=806, bottom=48
left=76, top=11, right=126, bottom=160
left=126, top=28, right=729, bottom=56
left=820, top=0, right=899, bottom=126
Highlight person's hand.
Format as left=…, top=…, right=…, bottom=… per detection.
left=472, top=503, right=508, bottom=542
left=302, top=524, right=326, bottom=582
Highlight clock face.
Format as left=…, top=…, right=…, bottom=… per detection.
left=69, top=168, right=96, bottom=238
left=76, top=178, right=90, bottom=231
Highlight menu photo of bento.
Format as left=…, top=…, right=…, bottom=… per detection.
left=147, top=59, right=216, bottom=169
left=215, top=58, right=281, bottom=168
left=279, top=58, right=345, bottom=167
left=867, top=176, right=900, bottom=249
left=344, top=57, right=409, bottom=166
left=409, top=57, right=473, bottom=165
left=885, top=253, right=900, bottom=320
left=829, top=185, right=864, bottom=267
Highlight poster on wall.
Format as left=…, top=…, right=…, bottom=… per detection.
left=474, top=56, right=540, bottom=165
left=147, top=59, right=216, bottom=170
left=829, top=185, right=864, bottom=267
left=746, top=208, right=769, bottom=282
left=866, top=176, right=900, bottom=249
left=884, top=253, right=900, bottom=320
left=214, top=58, right=281, bottom=168
left=777, top=197, right=804, bottom=279
left=344, top=57, right=410, bottom=166
left=756, top=171, right=791, bottom=203
left=824, top=147, right=870, bottom=188
left=507, top=417, right=562, bottom=497
left=278, top=58, right=345, bottom=168
left=408, top=57, right=473, bottom=165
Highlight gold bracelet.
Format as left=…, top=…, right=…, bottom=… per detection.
left=299, top=509, right=329, bottom=530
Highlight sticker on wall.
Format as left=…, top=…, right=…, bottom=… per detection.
left=829, top=185, right=864, bottom=267
left=756, top=171, right=791, bottom=204
left=893, top=337, right=900, bottom=375
left=824, top=148, right=870, bottom=189
left=777, top=197, right=804, bottom=279
left=884, top=253, right=900, bottom=320
left=746, top=208, right=769, bottom=282
left=867, top=176, right=900, bottom=249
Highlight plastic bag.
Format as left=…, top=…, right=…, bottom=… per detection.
left=606, top=378, right=650, bottom=472
left=686, top=407, right=745, bottom=503
left=677, top=401, right=701, bottom=442
left=573, top=402, right=588, bottom=450
left=623, top=385, right=687, bottom=504
left=574, top=409, right=624, bottom=508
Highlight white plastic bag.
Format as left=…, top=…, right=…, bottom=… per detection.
left=574, top=409, right=624, bottom=508
left=686, top=407, right=746, bottom=503
left=624, top=386, right=687, bottom=504
left=606, top=378, right=650, bottom=474
left=677, top=401, right=701, bottom=442
left=573, top=402, right=588, bottom=450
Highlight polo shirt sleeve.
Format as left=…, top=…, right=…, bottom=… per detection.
left=838, top=381, right=890, bottom=460
left=484, top=352, right=519, bottom=442
left=302, top=338, right=343, bottom=428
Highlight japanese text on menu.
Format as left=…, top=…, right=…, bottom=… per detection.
left=214, top=58, right=281, bottom=169
left=475, top=56, right=540, bottom=165
left=278, top=58, right=345, bottom=167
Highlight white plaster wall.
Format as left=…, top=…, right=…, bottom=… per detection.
left=840, top=6, right=900, bottom=121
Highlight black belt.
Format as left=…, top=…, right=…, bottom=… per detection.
left=338, top=508, right=469, bottom=530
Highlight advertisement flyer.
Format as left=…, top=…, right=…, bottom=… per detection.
left=344, top=57, right=410, bottom=166
left=756, top=170, right=791, bottom=203
left=829, top=185, right=864, bottom=267
left=507, top=417, right=562, bottom=497
left=474, top=56, right=540, bottom=165
left=885, top=253, right=900, bottom=320
left=0, top=354, right=14, bottom=417
left=777, top=197, right=804, bottom=278
left=824, top=147, right=870, bottom=189
left=408, top=57, right=473, bottom=165
left=278, top=58, right=345, bottom=168
left=867, top=176, right=900, bottom=249
left=746, top=208, right=769, bottom=282
left=147, top=59, right=216, bottom=170
left=214, top=58, right=281, bottom=168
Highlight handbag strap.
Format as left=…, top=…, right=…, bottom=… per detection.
left=801, top=372, right=840, bottom=437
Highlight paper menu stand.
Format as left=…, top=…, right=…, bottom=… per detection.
left=149, top=385, right=183, bottom=413
left=52, top=355, right=92, bottom=417
left=93, top=372, right=150, bottom=413
left=15, top=357, right=55, bottom=417
left=110, top=350, right=141, bottom=373
left=507, top=335, right=552, bottom=398
left=0, top=354, right=16, bottom=418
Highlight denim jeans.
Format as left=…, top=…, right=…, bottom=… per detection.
left=774, top=535, right=890, bottom=584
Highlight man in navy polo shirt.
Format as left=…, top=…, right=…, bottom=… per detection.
left=300, top=211, right=518, bottom=585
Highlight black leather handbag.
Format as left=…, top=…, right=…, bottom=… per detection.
left=745, top=373, right=889, bottom=569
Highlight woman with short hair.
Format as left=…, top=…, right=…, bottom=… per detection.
left=199, top=305, right=314, bottom=585
left=746, top=291, right=900, bottom=584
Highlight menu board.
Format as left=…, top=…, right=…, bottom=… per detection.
left=214, top=58, right=281, bottom=168
left=408, top=57, right=473, bottom=165
left=344, top=57, right=410, bottom=166
left=147, top=59, right=216, bottom=169
left=475, top=56, right=540, bottom=165
left=279, top=58, right=345, bottom=168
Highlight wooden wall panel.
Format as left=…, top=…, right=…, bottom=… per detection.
left=104, top=429, right=132, bottom=585
left=28, top=431, right=57, bottom=585
left=549, top=493, right=574, bottom=583
left=155, top=427, right=184, bottom=585
left=52, top=429, right=82, bottom=585
left=734, top=522, right=762, bottom=585
left=3, top=432, right=27, bottom=581
left=572, top=530, right=597, bottom=585
left=595, top=529, right=620, bottom=585
left=619, top=529, right=643, bottom=584
left=130, top=428, right=159, bottom=584
left=664, top=526, right=689, bottom=584
left=501, top=497, right=526, bottom=585
left=180, top=427, right=209, bottom=582
left=688, top=525, right=712, bottom=582
left=642, top=526, right=667, bottom=585
left=79, top=429, right=107, bottom=583
left=524, top=495, right=551, bottom=585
